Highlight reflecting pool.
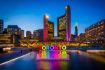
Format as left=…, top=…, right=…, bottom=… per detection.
left=36, top=50, right=69, bottom=60
left=0, top=50, right=105, bottom=70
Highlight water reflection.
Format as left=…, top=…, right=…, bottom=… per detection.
left=0, top=50, right=105, bottom=70
left=36, top=50, right=69, bottom=70
left=36, top=60, right=69, bottom=70
left=36, top=50, right=70, bottom=60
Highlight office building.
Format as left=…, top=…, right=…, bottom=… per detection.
left=0, top=19, right=3, bottom=34
left=43, top=15, right=54, bottom=41
left=85, top=19, right=105, bottom=47
left=7, top=25, right=21, bottom=35
left=7, top=25, right=21, bottom=44
left=21, top=30, right=24, bottom=39
left=33, top=29, right=43, bottom=41
left=0, top=34, right=14, bottom=44
left=75, top=24, right=78, bottom=37
left=58, top=5, right=71, bottom=41
left=26, top=31, right=32, bottom=39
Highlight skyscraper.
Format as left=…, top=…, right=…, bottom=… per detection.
left=43, top=15, right=48, bottom=42
left=7, top=25, right=21, bottom=44
left=75, top=24, right=78, bottom=37
left=58, top=14, right=67, bottom=41
left=33, top=30, right=38, bottom=40
left=0, top=19, right=3, bottom=34
left=58, top=5, right=71, bottom=41
left=47, top=21, right=54, bottom=41
left=43, top=15, right=54, bottom=41
left=26, top=31, right=32, bottom=39
left=21, top=30, right=24, bottom=39
left=33, top=29, right=43, bottom=42
left=66, top=5, right=71, bottom=41
left=7, top=25, right=21, bottom=35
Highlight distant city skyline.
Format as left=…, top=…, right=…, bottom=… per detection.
left=0, top=0, right=105, bottom=36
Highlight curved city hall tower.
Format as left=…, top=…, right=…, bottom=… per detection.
left=57, top=5, right=71, bottom=41
left=43, top=15, right=54, bottom=42
left=43, top=15, right=48, bottom=42
left=66, top=5, right=71, bottom=41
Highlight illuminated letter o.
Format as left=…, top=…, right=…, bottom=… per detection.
left=50, top=46, right=54, bottom=50
left=42, top=46, right=46, bottom=50
left=62, top=45, right=66, bottom=50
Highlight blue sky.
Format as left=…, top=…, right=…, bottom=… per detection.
left=0, top=0, right=105, bottom=36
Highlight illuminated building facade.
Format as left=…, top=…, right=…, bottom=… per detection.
left=43, top=15, right=54, bottom=41
left=33, top=29, right=43, bottom=42
left=71, top=24, right=78, bottom=41
left=26, top=31, right=32, bottom=39
left=0, top=19, right=3, bottom=34
left=75, top=33, right=86, bottom=43
left=43, top=15, right=48, bottom=41
left=3, top=28, right=7, bottom=34
left=52, top=36, right=63, bottom=42
left=85, top=19, right=105, bottom=47
left=47, top=21, right=54, bottom=41
left=66, top=5, right=71, bottom=41
left=0, top=34, right=14, bottom=44
left=71, top=34, right=76, bottom=41
left=7, top=25, right=21, bottom=44
left=7, top=25, right=21, bottom=35
left=21, top=30, right=24, bottom=39
left=58, top=5, right=71, bottom=41
left=58, top=15, right=66, bottom=41
left=33, top=30, right=38, bottom=40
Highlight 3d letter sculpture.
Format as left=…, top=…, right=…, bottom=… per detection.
left=39, top=45, right=67, bottom=50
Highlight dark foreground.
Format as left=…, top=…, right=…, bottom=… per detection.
left=0, top=50, right=105, bottom=70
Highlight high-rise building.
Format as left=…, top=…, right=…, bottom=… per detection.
left=75, top=33, right=85, bottom=43
left=71, top=34, right=76, bottom=41
left=75, top=24, right=78, bottom=37
left=47, top=21, right=54, bottom=41
left=7, top=25, right=21, bottom=44
left=26, top=31, right=32, bottom=39
left=33, top=30, right=38, bottom=40
left=58, top=5, right=71, bottom=41
left=66, top=5, right=71, bottom=41
left=0, top=19, right=3, bottom=34
left=3, top=28, right=7, bottom=34
left=33, top=29, right=43, bottom=42
left=43, top=15, right=54, bottom=41
left=7, top=25, right=21, bottom=35
left=21, top=30, right=24, bottom=39
left=85, top=19, right=105, bottom=47
left=43, top=15, right=48, bottom=41
left=71, top=24, right=78, bottom=41
left=58, top=15, right=67, bottom=41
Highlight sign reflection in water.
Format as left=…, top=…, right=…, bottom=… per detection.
left=37, top=60, right=69, bottom=70
left=36, top=45, right=69, bottom=70
left=36, top=50, right=69, bottom=60
left=36, top=50, right=69, bottom=70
